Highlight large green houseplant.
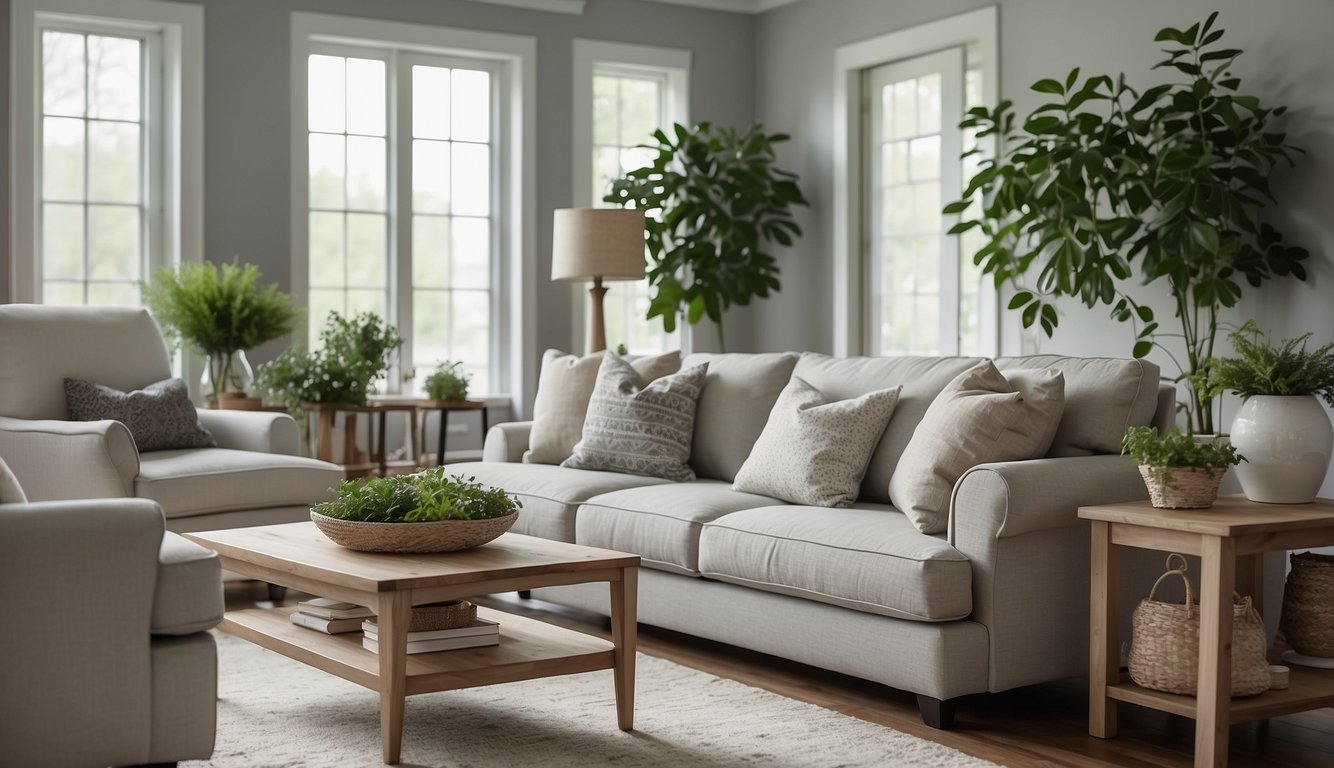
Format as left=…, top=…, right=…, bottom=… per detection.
left=948, top=12, right=1309, bottom=434
left=605, top=122, right=809, bottom=350
left=256, top=311, right=404, bottom=410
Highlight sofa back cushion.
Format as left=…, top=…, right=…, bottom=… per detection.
left=994, top=355, right=1161, bottom=456
left=684, top=352, right=799, bottom=482
left=792, top=354, right=984, bottom=504
left=0, top=305, right=171, bottom=420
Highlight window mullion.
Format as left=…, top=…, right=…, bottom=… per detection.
left=393, top=54, right=414, bottom=393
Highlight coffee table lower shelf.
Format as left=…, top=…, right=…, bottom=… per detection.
left=221, top=604, right=616, bottom=696
left=1107, top=666, right=1334, bottom=724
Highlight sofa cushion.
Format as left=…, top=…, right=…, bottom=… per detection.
left=576, top=481, right=784, bottom=575
left=136, top=449, right=342, bottom=518
left=732, top=378, right=901, bottom=507
left=698, top=505, right=972, bottom=622
left=889, top=361, right=1064, bottom=534
left=791, top=353, right=984, bottom=504
left=152, top=532, right=223, bottom=635
left=0, top=456, right=27, bottom=503
left=447, top=460, right=671, bottom=542
left=994, top=355, right=1161, bottom=456
left=525, top=348, right=681, bottom=464
left=684, top=352, right=799, bottom=483
left=65, top=377, right=214, bottom=451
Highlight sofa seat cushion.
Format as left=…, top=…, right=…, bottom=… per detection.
left=153, top=532, right=223, bottom=635
left=446, top=461, right=671, bottom=542
left=136, top=449, right=342, bottom=518
left=698, top=505, right=972, bottom=622
left=576, top=481, right=784, bottom=576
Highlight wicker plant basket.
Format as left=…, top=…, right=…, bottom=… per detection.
left=1128, top=554, right=1271, bottom=697
left=1138, top=465, right=1226, bottom=509
left=310, top=510, right=518, bottom=553
left=364, top=600, right=478, bottom=632
left=1280, top=552, right=1334, bottom=657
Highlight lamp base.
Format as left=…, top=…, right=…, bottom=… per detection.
left=587, top=277, right=608, bottom=354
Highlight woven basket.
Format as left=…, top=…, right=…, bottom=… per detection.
left=365, top=600, right=478, bottom=632
left=1138, top=465, right=1225, bottom=509
left=310, top=510, right=518, bottom=553
left=1280, top=552, right=1334, bottom=657
left=1128, top=554, right=1271, bottom=697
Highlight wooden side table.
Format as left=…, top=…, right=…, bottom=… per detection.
left=302, top=402, right=420, bottom=478
left=1079, top=496, right=1334, bottom=767
left=415, top=399, right=488, bottom=466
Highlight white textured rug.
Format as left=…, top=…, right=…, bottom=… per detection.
left=186, top=631, right=997, bottom=768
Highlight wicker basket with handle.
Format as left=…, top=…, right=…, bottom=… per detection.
left=1128, top=553, right=1271, bottom=697
left=1280, top=551, right=1334, bottom=657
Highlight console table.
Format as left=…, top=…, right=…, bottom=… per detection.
left=1079, top=496, right=1334, bottom=767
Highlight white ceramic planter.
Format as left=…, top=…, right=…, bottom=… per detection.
left=1229, top=395, right=1333, bottom=504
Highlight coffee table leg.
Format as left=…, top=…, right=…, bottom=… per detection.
left=376, top=591, right=411, bottom=764
left=609, top=565, right=638, bottom=731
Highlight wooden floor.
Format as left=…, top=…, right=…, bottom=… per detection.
left=226, top=583, right=1334, bottom=767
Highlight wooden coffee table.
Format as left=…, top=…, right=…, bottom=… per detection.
left=184, top=523, right=639, bottom=765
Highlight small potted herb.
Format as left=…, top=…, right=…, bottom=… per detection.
left=1123, top=426, right=1244, bottom=509
left=423, top=361, right=471, bottom=402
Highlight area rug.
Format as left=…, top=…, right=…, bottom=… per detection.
left=186, top=631, right=998, bottom=768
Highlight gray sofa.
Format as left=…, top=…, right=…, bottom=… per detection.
left=454, top=352, right=1174, bottom=727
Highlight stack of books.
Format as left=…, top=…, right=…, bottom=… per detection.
left=362, top=616, right=500, bottom=654
left=289, top=598, right=375, bottom=634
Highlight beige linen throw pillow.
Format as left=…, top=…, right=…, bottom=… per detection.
left=525, top=349, right=680, bottom=464
left=889, top=361, right=1065, bottom=534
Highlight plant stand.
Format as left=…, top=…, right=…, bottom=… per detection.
left=415, top=399, right=488, bottom=466
left=302, top=403, right=419, bottom=478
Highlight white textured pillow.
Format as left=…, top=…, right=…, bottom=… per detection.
left=561, top=354, right=708, bottom=481
left=525, top=349, right=680, bottom=464
left=889, top=361, right=1065, bottom=534
left=732, top=377, right=901, bottom=507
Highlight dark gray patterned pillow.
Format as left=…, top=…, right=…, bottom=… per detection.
left=561, top=354, right=708, bottom=481
left=64, top=377, right=214, bottom=452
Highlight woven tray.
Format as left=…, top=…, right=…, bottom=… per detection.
left=310, top=510, right=518, bottom=553
left=1139, top=465, right=1225, bottom=509
left=1280, top=551, right=1334, bottom=657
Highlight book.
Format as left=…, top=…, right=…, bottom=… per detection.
left=289, top=611, right=364, bottom=634
left=362, top=633, right=500, bottom=655
left=361, top=617, right=499, bottom=642
left=295, top=598, right=375, bottom=620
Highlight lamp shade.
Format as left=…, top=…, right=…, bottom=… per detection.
left=550, top=208, right=646, bottom=281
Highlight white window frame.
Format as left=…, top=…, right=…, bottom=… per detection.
left=9, top=0, right=203, bottom=303
left=570, top=38, right=689, bottom=354
left=832, top=6, right=1000, bottom=357
left=291, top=12, right=537, bottom=415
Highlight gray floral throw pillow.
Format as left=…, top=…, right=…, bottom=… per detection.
left=64, top=377, right=215, bottom=452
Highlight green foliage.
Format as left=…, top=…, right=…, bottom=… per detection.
left=256, top=312, right=403, bottom=408
left=1123, top=425, right=1244, bottom=485
left=423, top=361, right=470, bottom=401
left=143, top=261, right=300, bottom=356
left=949, top=12, right=1308, bottom=434
left=604, top=122, right=809, bottom=350
left=1210, top=321, right=1334, bottom=406
left=313, top=470, right=521, bottom=523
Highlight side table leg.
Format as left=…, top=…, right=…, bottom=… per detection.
left=437, top=410, right=448, bottom=467
left=1196, top=535, right=1236, bottom=768
left=609, top=566, right=638, bottom=731
left=376, top=591, right=411, bottom=765
left=1090, top=520, right=1119, bottom=738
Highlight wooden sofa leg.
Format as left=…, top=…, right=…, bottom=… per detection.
left=517, top=590, right=532, bottom=599
left=266, top=583, right=288, bottom=603
left=916, top=694, right=956, bottom=729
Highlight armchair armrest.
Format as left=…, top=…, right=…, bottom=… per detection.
left=195, top=409, right=300, bottom=455
left=483, top=421, right=532, bottom=463
left=0, top=415, right=138, bottom=499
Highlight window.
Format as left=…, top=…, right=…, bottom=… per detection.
left=10, top=0, right=203, bottom=305
left=293, top=14, right=536, bottom=400
left=573, top=40, right=689, bottom=354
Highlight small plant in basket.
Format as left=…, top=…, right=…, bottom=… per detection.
left=1123, top=426, right=1245, bottom=509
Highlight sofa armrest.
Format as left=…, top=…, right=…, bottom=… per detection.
left=483, top=421, right=532, bottom=463
left=0, top=415, right=138, bottom=498
left=195, top=409, right=300, bottom=455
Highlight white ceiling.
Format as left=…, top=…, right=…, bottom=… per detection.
left=464, top=0, right=801, bottom=15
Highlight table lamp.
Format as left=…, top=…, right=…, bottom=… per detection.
left=550, top=208, right=647, bottom=353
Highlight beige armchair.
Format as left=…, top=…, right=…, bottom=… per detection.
left=0, top=456, right=223, bottom=767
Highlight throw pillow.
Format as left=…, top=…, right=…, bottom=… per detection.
left=888, top=361, right=1065, bottom=534
left=561, top=353, right=708, bottom=481
left=732, top=377, right=901, bottom=507
left=64, top=377, right=215, bottom=452
left=525, top=349, right=681, bottom=464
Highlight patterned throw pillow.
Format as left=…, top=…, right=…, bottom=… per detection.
left=561, top=354, right=709, bottom=481
left=64, top=377, right=215, bottom=452
left=732, top=377, right=902, bottom=507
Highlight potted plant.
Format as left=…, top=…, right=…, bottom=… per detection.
left=1123, top=426, right=1245, bottom=509
left=948, top=12, right=1309, bottom=435
left=256, top=311, right=404, bottom=410
left=604, top=122, right=809, bottom=351
left=1208, top=321, right=1334, bottom=503
left=143, top=261, right=300, bottom=408
left=310, top=470, right=521, bottom=553
left=423, top=361, right=471, bottom=402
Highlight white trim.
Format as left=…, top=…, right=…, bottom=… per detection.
left=832, top=6, right=998, bottom=356
left=463, top=0, right=586, bottom=15
left=9, top=0, right=203, bottom=303
left=645, top=0, right=800, bottom=13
